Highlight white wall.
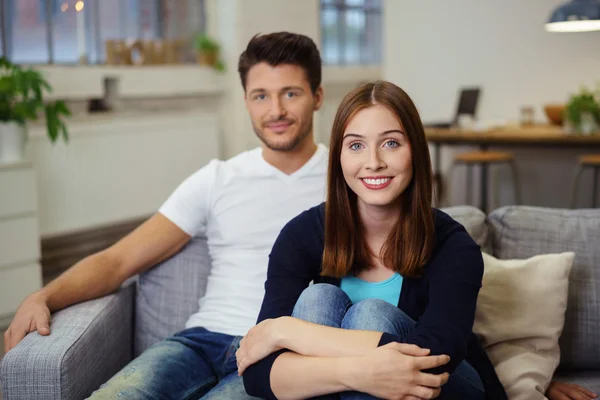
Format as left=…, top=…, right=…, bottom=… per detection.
left=28, top=111, right=221, bottom=236
left=383, top=0, right=600, bottom=208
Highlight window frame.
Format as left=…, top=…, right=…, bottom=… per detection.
left=0, top=0, right=206, bottom=65
left=320, top=0, right=382, bottom=66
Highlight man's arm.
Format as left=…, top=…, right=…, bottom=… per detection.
left=4, top=213, right=190, bottom=353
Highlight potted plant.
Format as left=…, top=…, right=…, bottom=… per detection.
left=194, top=33, right=225, bottom=72
left=565, top=85, right=600, bottom=135
left=0, top=57, right=71, bottom=164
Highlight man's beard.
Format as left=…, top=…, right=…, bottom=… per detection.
left=253, top=120, right=313, bottom=152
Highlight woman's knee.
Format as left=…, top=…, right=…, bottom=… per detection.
left=341, top=299, right=414, bottom=334
left=291, top=284, right=351, bottom=327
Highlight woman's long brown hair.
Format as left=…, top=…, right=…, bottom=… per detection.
left=321, top=81, right=435, bottom=278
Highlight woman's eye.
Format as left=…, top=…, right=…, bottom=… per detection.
left=349, top=142, right=363, bottom=151
left=384, top=140, right=399, bottom=148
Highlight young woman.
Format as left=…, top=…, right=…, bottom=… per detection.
left=238, top=81, right=507, bottom=399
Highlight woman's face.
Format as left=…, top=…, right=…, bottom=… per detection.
left=340, top=104, right=413, bottom=211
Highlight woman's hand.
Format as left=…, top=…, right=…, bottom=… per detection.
left=236, top=317, right=290, bottom=375
left=350, top=342, right=450, bottom=399
left=546, top=381, right=598, bottom=400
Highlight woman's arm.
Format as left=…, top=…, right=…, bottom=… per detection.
left=268, top=343, right=449, bottom=400
left=277, top=316, right=383, bottom=357
left=238, top=316, right=448, bottom=399
left=236, top=315, right=391, bottom=375
left=380, top=222, right=484, bottom=374
left=269, top=353, right=360, bottom=400
left=240, top=343, right=450, bottom=400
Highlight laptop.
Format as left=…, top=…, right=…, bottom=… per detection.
left=424, top=87, right=481, bottom=129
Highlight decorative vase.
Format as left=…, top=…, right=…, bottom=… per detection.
left=197, top=51, right=218, bottom=66
left=0, top=122, right=27, bottom=164
left=580, top=112, right=599, bottom=135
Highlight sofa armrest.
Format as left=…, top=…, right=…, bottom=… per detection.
left=0, top=283, right=135, bottom=400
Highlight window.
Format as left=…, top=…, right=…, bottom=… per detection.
left=5, top=0, right=50, bottom=63
left=1, top=0, right=206, bottom=64
left=320, top=0, right=382, bottom=66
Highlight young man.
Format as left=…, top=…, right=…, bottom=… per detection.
left=3, top=31, right=326, bottom=399
left=3, top=31, right=592, bottom=400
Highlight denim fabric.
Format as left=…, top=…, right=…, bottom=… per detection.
left=87, top=327, right=256, bottom=400
left=292, top=283, right=485, bottom=400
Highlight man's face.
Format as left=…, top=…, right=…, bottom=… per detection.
left=244, top=63, right=323, bottom=152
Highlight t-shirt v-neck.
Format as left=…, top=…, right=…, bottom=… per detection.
left=258, top=143, right=327, bottom=183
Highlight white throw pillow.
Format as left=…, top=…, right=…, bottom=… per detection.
left=473, top=252, right=575, bottom=400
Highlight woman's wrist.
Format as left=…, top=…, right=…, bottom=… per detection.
left=335, top=356, right=364, bottom=392
left=271, top=316, right=297, bottom=351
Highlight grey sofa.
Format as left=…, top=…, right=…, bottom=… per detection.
left=1, top=205, right=600, bottom=399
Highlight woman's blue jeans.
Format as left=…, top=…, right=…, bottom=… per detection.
left=291, top=283, right=485, bottom=400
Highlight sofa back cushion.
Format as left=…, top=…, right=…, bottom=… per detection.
left=489, top=206, right=600, bottom=370
left=440, top=206, right=491, bottom=252
left=134, top=236, right=212, bottom=356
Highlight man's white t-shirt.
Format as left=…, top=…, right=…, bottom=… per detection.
left=159, top=144, right=328, bottom=336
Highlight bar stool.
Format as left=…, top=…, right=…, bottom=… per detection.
left=448, top=151, right=520, bottom=212
left=571, top=154, right=600, bottom=208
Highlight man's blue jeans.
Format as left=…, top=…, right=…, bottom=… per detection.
left=87, top=327, right=255, bottom=399
left=291, top=283, right=486, bottom=400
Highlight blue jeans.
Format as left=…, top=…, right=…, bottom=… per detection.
left=292, top=284, right=485, bottom=400
left=87, top=327, right=257, bottom=400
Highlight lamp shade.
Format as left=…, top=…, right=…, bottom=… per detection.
left=546, top=0, right=600, bottom=32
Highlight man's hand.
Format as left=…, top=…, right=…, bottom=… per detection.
left=236, top=318, right=286, bottom=375
left=350, top=342, right=450, bottom=399
left=4, top=292, right=51, bottom=354
left=547, top=381, right=598, bottom=400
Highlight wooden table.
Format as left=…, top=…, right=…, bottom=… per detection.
left=425, top=124, right=600, bottom=212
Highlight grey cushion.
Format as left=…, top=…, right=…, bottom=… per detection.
left=0, top=284, right=134, bottom=400
left=553, top=370, right=600, bottom=393
left=489, top=206, right=600, bottom=370
left=441, top=206, right=491, bottom=252
left=135, top=236, right=212, bottom=356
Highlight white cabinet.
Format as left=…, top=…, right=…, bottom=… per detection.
left=0, top=162, right=42, bottom=325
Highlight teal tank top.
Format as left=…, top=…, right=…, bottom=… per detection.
left=340, top=273, right=403, bottom=306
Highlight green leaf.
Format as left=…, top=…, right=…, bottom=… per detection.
left=60, top=121, right=69, bottom=143
left=45, top=105, right=58, bottom=143
left=0, top=58, right=71, bottom=143
left=566, top=85, right=600, bottom=132
left=55, top=100, right=72, bottom=116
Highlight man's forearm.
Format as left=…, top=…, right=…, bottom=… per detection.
left=41, top=250, right=124, bottom=312
left=279, top=317, right=383, bottom=358
left=271, top=352, right=360, bottom=400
